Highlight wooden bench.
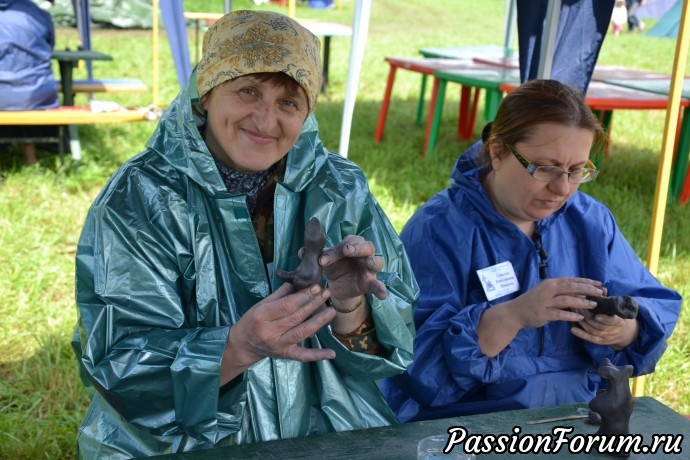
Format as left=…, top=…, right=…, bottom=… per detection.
left=0, top=106, right=152, bottom=161
left=56, top=79, right=148, bottom=95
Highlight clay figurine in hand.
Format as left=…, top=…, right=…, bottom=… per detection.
left=587, top=358, right=634, bottom=457
left=586, top=295, right=639, bottom=319
left=275, top=217, right=327, bottom=289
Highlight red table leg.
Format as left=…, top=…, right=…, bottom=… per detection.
left=457, top=87, right=480, bottom=140
left=680, top=171, right=690, bottom=204
left=374, top=64, right=397, bottom=143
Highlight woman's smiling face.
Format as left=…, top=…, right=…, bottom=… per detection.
left=202, top=74, right=310, bottom=174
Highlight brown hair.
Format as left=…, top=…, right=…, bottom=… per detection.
left=479, top=79, right=606, bottom=165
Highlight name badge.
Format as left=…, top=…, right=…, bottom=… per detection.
left=476, top=261, right=520, bottom=301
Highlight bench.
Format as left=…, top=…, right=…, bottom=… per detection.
left=56, top=78, right=148, bottom=95
left=0, top=106, right=152, bottom=161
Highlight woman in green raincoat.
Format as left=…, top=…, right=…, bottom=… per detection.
left=72, top=10, right=417, bottom=458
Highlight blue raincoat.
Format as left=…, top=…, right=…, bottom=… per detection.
left=0, top=0, right=59, bottom=110
left=380, top=149, right=681, bottom=423
left=72, top=74, right=417, bottom=458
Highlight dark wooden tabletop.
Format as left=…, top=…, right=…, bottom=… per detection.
left=146, top=396, right=690, bottom=459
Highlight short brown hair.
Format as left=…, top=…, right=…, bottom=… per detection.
left=480, top=79, right=606, bottom=165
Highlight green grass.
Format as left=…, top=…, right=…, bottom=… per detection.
left=1, top=0, right=689, bottom=457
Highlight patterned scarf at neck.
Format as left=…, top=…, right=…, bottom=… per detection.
left=214, top=157, right=275, bottom=216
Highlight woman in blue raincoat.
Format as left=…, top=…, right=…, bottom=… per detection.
left=380, top=79, right=681, bottom=423
left=72, top=10, right=417, bottom=458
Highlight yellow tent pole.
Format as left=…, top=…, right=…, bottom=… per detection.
left=152, top=0, right=160, bottom=108
left=633, top=0, right=690, bottom=398
left=288, top=0, right=296, bottom=19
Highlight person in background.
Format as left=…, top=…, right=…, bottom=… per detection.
left=72, top=10, right=417, bottom=458
left=626, top=0, right=647, bottom=32
left=0, top=0, right=60, bottom=164
left=380, top=79, right=681, bottom=422
left=611, top=0, right=628, bottom=36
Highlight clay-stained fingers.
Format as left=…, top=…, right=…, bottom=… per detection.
left=232, top=285, right=336, bottom=364
left=364, top=277, right=387, bottom=300
left=279, top=308, right=337, bottom=361
left=557, top=277, right=606, bottom=297
left=366, top=254, right=385, bottom=272
left=260, top=284, right=324, bottom=324
left=319, top=236, right=375, bottom=266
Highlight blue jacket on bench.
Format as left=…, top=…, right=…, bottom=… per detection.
left=0, top=0, right=59, bottom=111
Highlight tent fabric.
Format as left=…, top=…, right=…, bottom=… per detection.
left=158, top=0, right=190, bottom=88
left=646, top=0, right=682, bottom=38
left=638, top=0, right=678, bottom=19
left=516, top=0, right=615, bottom=93
left=70, top=0, right=92, bottom=77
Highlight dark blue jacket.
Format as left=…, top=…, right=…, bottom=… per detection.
left=0, top=0, right=59, bottom=110
left=380, top=148, right=682, bottom=422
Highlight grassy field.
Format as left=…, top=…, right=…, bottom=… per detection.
left=1, top=0, right=688, bottom=457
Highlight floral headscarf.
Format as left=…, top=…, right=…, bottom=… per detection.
left=196, top=10, right=322, bottom=112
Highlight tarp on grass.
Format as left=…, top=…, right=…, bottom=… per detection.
left=37, top=0, right=152, bottom=29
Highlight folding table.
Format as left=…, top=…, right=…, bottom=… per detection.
left=472, top=55, right=520, bottom=69
left=423, top=68, right=521, bottom=156
left=602, top=78, right=690, bottom=204
left=51, top=48, right=114, bottom=159
left=298, top=20, right=353, bottom=93
left=419, top=44, right=516, bottom=60
left=591, top=65, right=672, bottom=82
left=52, top=49, right=113, bottom=106
left=374, top=57, right=504, bottom=143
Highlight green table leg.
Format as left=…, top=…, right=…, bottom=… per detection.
left=671, top=106, right=690, bottom=202
left=416, top=75, right=428, bottom=126
left=591, top=110, right=613, bottom=167
left=425, top=79, right=448, bottom=157
left=484, top=89, right=503, bottom=122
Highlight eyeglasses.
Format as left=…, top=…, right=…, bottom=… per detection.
left=505, top=143, right=599, bottom=184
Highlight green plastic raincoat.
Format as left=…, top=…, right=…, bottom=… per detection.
left=72, top=75, right=417, bottom=458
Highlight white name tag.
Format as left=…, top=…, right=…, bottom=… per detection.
left=477, top=261, right=520, bottom=301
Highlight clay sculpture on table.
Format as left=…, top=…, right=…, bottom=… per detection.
left=587, top=295, right=639, bottom=319
left=275, top=217, right=327, bottom=289
left=587, top=358, right=635, bottom=458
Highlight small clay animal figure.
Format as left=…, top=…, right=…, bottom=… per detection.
left=586, top=295, right=639, bottom=319
left=275, top=217, right=326, bottom=289
left=587, top=358, right=634, bottom=458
